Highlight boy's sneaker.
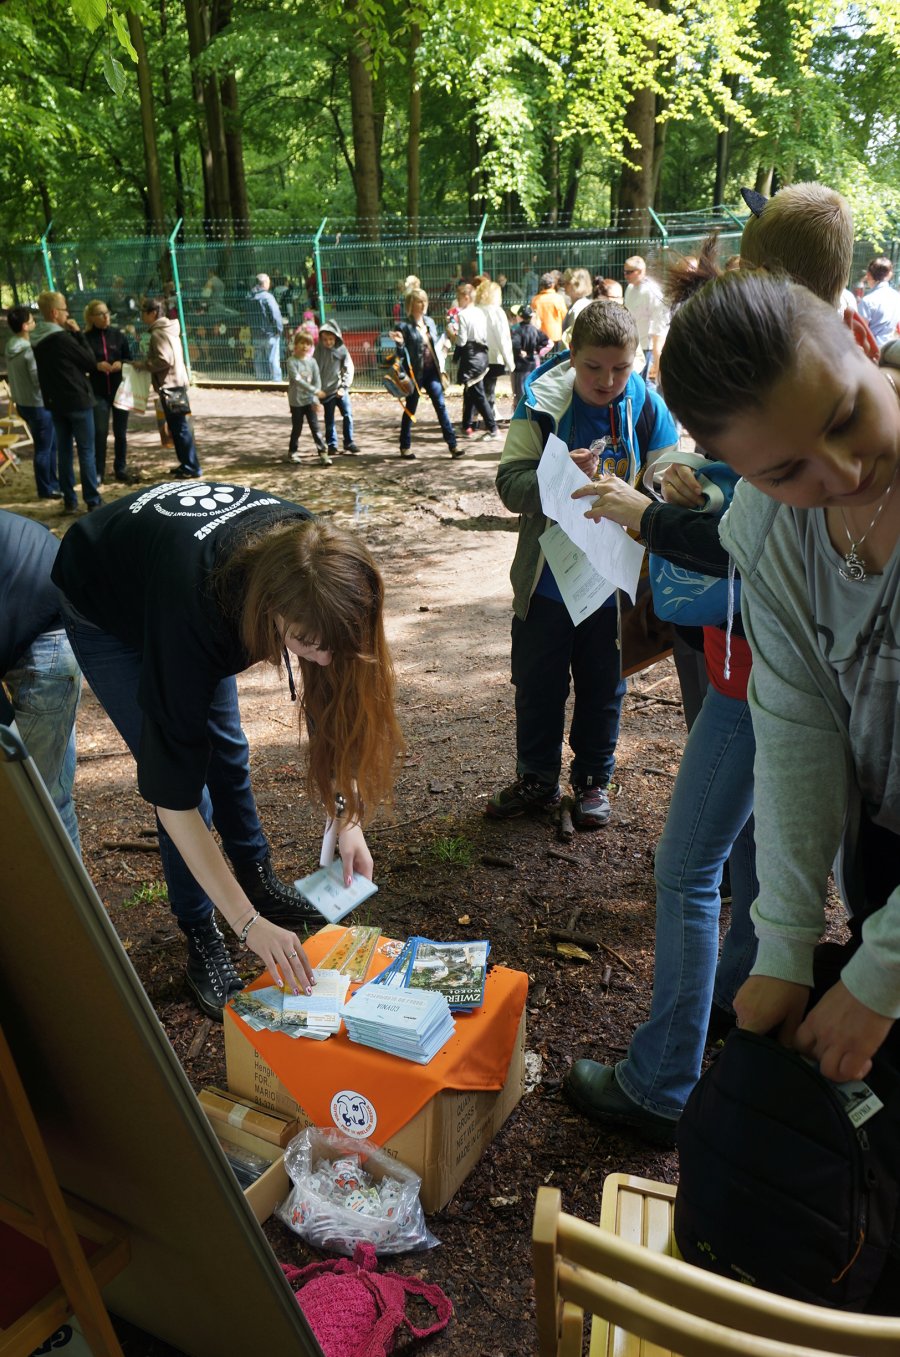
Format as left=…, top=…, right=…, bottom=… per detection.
left=485, top=776, right=561, bottom=819
left=464, top=426, right=476, bottom=438
left=318, top=450, right=333, bottom=466
left=481, top=430, right=500, bottom=442
left=289, top=451, right=303, bottom=464
left=449, top=445, right=466, bottom=459
left=344, top=442, right=360, bottom=455
left=572, top=783, right=611, bottom=829
left=400, top=448, right=417, bottom=460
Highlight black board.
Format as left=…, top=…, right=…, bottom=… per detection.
left=0, top=725, right=321, bottom=1356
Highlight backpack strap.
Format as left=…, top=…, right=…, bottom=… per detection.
left=634, top=391, right=655, bottom=462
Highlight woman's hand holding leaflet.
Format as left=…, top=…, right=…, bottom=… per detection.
left=572, top=477, right=647, bottom=533
left=156, top=805, right=314, bottom=995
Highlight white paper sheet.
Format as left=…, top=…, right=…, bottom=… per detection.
left=536, top=432, right=645, bottom=601
left=539, top=523, right=614, bottom=625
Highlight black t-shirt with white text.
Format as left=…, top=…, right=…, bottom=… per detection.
left=52, top=482, right=311, bottom=809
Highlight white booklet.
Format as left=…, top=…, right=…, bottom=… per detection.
left=294, top=860, right=378, bottom=923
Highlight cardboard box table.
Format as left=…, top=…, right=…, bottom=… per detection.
left=225, top=928, right=528, bottom=1213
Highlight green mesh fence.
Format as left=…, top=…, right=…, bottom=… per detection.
left=45, top=235, right=171, bottom=339
left=2, top=243, right=49, bottom=307
left=175, top=233, right=317, bottom=382
left=5, top=216, right=898, bottom=389
left=316, top=229, right=479, bottom=389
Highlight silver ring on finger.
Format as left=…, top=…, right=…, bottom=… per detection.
left=288, top=950, right=298, bottom=959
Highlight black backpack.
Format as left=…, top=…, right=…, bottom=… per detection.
left=674, top=1028, right=900, bottom=1313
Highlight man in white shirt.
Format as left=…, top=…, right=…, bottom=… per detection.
left=623, top=256, right=668, bottom=384
left=858, top=257, right=900, bottom=348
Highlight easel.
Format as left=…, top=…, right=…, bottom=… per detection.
left=0, top=1023, right=129, bottom=1357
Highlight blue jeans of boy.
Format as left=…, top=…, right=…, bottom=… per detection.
left=18, top=405, right=59, bottom=496
left=62, top=610, right=268, bottom=924
left=5, top=628, right=82, bottom=853
left=399, top=376, right=456, bottom=451
left=53, top=407, right=100, bottom=507
left=510, top=595, right=625, bottom=789
left=615, top=685, right=758, bottom=1119
left=322, top=393, right=355, bottom=450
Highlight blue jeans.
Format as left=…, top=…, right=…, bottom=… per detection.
left=5, top=629, right=82, bottom=852
left=510, top=595, right=626, bottom=788
left=18, top=405, right=59, bottom=496
left=253, top=335, right=282, bottom=382
left=165, top=409, right=201, bottom=475
left=616, top=686, right=758, bottom=1118
left=53, top=407, right=100, bottom=507
left=93, top=396, right=130, bottom=480
left=322, top=393, right=355, bottom=450
left=62, top=610, right=268, bottom=924
left=400, top=375, right=456, bottom=451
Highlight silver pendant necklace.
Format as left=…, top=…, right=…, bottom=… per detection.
left=838, top=465, right=898, bottom=581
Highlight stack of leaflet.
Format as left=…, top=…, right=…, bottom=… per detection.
left=229, top=969, right=350, bottom=1040
left=372, top=937, right=490, bottom=1012
left=341, top=984, right=456, bottom=1064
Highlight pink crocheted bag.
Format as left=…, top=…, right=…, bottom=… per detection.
left=282, top=1242, right=453, bottom=1357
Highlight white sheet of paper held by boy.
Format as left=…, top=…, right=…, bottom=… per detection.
left=539, top=523, right=614, bottom=625
left=537, top=431, right=644, bottom=600
left=294, top=860, right=378, bottom=924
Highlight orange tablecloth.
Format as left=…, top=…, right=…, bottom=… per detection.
left=224, top=928, right=529, bottom=1144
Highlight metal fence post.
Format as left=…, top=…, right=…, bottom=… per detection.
left=719, top=205, right=746, bottom=229
left=167, top=217, right=192, bottom=381
left=314, top=218, right=328, bottom=324
left=647, top=207, right=669, bottom=251
left=475, top=213, right=488, bottom=277
left=39, top=221, right=55, bottom=290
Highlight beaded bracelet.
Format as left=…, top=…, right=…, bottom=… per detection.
left=239, top=911, right=261, bottom=945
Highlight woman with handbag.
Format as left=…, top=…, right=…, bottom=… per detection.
left=137, top=296, right=202, bottom=479
left=389, top=288, right=459, bottom=460
left=83, top=299, right=137, bottom=485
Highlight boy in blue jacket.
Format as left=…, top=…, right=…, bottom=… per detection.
left=488, top=301, right=677, bottom=828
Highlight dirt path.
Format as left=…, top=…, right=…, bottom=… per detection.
left=4, top=387, right=693, bottom=1355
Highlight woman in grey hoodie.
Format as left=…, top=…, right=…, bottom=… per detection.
left=660, top=268, right=900, bottom=1089
left=5, top=306, right=60, bottom=498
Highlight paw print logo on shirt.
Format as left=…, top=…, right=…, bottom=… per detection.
left=176, top=484, right=236, bottom=511
left=147, top=482, right=252, bottom=519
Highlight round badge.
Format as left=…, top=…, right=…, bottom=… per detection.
left=330, top=1089, right=377, bottom=1139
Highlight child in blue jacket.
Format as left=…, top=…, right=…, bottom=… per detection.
left=488, top=300, right=677, bottom=828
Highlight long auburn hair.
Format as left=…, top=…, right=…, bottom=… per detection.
left=216, top=517, right=403, bottom=823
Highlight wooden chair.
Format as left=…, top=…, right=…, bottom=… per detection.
left=0, top=381, right=32, bottom=481
left=0, top=381, right=31, bottom=439
left=533, top=1175, right=900, bottom=1357
left=0, top=1023, right=129, bottom=1356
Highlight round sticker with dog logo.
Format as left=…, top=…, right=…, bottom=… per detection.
left=331, top=1089, right=377, bottom=1139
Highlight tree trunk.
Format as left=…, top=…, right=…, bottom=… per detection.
left=127, top=11, right=166, bottom=228
left=158, top=0, right=186, bottom=222
left=651, top=110, right=667, bottom=205
left=713, top=74, right=738, bottom=205
left=546, top=130, right=560, bottom=225
left=560, top=138, right=584, bottom=228
left=184, top=0, right=216, bottom=234
left=467, top=117, right=483, bottom=222
left=618, top=84, right=656, bottom=237
left=618, top=1, right=660, bottom=238
left=755, top=166, right=774, bottom=195
left=406, top=24, right=421, bottom=233
left=347, top=13, right=381, bottom=237
left=214, top=0, right=250, bottom=237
